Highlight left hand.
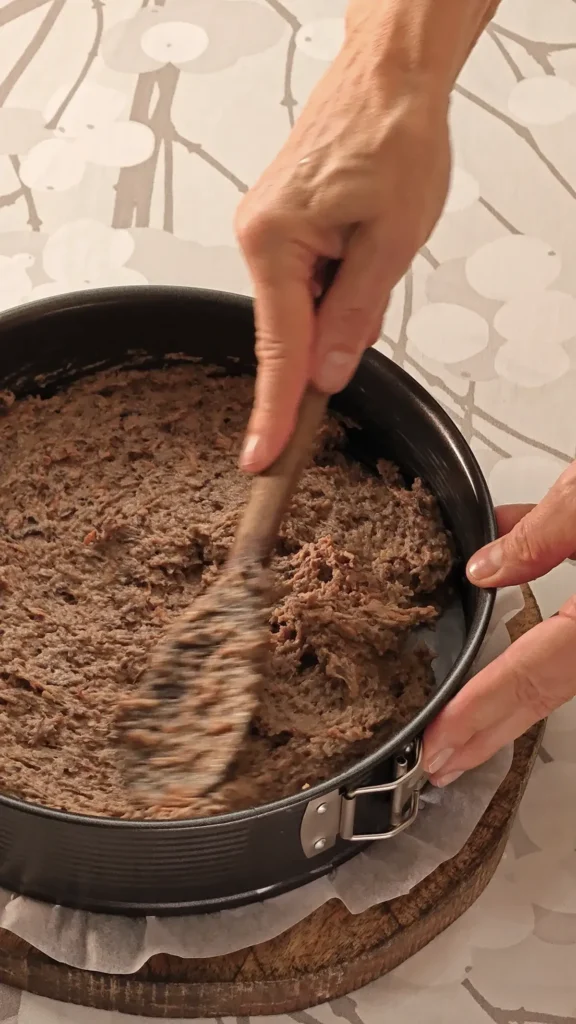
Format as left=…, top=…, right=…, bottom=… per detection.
left=423, top=462, right=576, bottom=786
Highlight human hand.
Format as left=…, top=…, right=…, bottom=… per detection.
left=423, top=463, right=576, bottom=786
left=235, top=37, right=450, bottom=473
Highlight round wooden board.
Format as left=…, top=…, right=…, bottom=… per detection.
left=0, top=588, right=544, bottom=1018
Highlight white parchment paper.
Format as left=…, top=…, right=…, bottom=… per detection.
left=0, top=588, right=524, bottom=973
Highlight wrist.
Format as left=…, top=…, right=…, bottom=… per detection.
left=343, top=0, right=500, bottom=99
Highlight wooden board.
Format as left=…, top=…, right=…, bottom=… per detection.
left=0, top=588, right=544, bottom=1018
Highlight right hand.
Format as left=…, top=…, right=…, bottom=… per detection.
left=235, top=38, right=451, bottom=473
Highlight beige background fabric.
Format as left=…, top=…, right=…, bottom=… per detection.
left=1, top=0, right=576, bottom=1019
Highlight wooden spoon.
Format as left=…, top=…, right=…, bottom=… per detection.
left=120, top=384, right=328, bottom=809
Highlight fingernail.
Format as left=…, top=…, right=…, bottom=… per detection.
left=316, top=351, right=356, bottom=393
left=433, top=770, right=463, bottom=788
left=240, top=434, right=262, bottom=471
left=467, top=541, right=503, bottom=582
left=426, top=748, right=454, bottom=774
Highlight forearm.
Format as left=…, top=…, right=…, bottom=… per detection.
left=345, top=0, right=501, bottom=98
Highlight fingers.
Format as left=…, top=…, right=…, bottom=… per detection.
left=311, top=226, right=391, bottom=395
left=243, top=276, right=315, bottom=473
left=467, top=462, right=576, bottom=587
left=238, top=216, right=391, bottom=470
left=423, top=596, right=576, bottom=784
left=237, top=229, right=317, bottom=473
left=425, top=483, right=576, bottom=786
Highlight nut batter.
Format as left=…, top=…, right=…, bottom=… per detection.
left=0, top=364, right=453, bottom=819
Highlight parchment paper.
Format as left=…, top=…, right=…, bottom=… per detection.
left=0, top=588, right=523, bottom=973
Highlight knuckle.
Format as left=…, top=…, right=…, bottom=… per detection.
left=254, top=333, right=286, bottom=362
left=557, top=458, right=576, bottom=486
left=510, top=660, right=558, bottom=720
left=338, top=305, right=371, bottom=333
left=235, top=194, right=291, bottom=251
left=323, top=304, right=372, bottom=348
left=554, top=460, right=576, bottom=506
left=235, top=208, right=274, bottom=254
left=233, top=196, right=251, bottom=241
left=560, top=593, right=576, bottom=622
left=254, top=339, right=294, bottom=377
left=237, top=212, right=313, bottom=286
left=253, top=368, right=299, bottom=424
left=504, top=517, right=543, bottom=568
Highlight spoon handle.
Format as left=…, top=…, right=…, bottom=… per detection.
left=231, top=385, right=328, bottom=565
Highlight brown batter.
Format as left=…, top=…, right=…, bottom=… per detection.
left=0, top=364, right=453, bottom=820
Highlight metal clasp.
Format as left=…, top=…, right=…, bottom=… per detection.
left=300, top=739, right=426, bottom=857
left=340, top=739, right=426, bottom=842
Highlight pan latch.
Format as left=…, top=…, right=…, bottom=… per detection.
left=300, top=740, right=426, bottom=858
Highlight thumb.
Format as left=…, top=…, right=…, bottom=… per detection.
left=311, top=227, right=391, bottom=395
left=468, top=463, right=576, bottom=587
left=240, top=242, right=316, bottom=474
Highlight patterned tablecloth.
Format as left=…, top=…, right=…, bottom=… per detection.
left=1, top=0, right=576, bottom=1020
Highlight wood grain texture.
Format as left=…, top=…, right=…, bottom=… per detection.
left=0, top=587, right=543, bottom=1018
left=232, top=385, right=328, bottom=563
